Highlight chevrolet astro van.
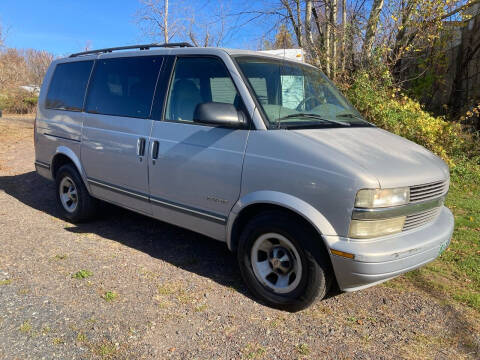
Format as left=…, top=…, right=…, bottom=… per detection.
left=34, top=43, right=454, bottom=311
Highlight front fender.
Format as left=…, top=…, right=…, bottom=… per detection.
left=226, top=190, right=337, bottom=250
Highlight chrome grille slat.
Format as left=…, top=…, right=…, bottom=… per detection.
left=403, top=206, right=442, bottom=231
left=410, top=185, right=446, bottom=196
left=410, top=193, right=445, bottom=202
left=409, top=180, right=448, bottom=203
left=406, top=208, right=440, bottom=220
left=410, top=181, right=444, bottom=191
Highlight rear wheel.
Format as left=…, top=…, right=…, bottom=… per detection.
left=55, top=164, right=97, bottom=222
left=237, top=210, right=332, bottom=312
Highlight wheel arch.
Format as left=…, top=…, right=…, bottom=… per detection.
left=227, top=191, right=337, bottom=253
left=50, top=146, right=90, bottom=192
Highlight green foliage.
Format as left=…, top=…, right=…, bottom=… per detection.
left=0, top=89, right=38, bottom=114
left=72, top=269, right=93, bottom=279
left=345, top=70, right=477, bottom=166
left=102, top=291, right=118, bottom=302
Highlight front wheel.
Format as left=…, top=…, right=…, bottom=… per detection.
left=237, top=211, right=332, bottom=312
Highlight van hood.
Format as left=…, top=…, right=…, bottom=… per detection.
left=293, top=127, right=449, bottom=188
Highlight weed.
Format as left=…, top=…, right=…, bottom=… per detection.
left=72, top=270, right=93, bottom=279
left=52, top=337, right=64, bottom=345
left=194, top=304, right=207, bottom=312
left=77, top=331, right=88, bottom=343
left=93, top=341, right=117, bottom=359
left=296, top=343, right=310, bottom=356
left=243, top=344, right=266, bottom=359
left=0, top=279, right=11, bottom=285
left=102, top=291, right=118, bottom=302
left=19, top=320, right=32, bottom=333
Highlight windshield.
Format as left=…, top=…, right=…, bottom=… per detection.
left=235, top=56, right=370, bottom=129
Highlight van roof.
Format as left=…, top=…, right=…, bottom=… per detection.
left=64, top=43, right=310, bottom=66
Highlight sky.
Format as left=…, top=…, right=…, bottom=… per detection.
left=0, top=0, right=267, bottom=56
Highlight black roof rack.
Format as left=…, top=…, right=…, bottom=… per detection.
left=69, top=42, right=194, bottom=58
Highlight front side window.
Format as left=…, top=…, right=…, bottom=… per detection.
left=46, top=61, right=93, bottom=111
left=236, top=57, right=370, bottom=128
left=85, top=56, right=163, bottom=118
left=165, top=57, right=241, bottom=122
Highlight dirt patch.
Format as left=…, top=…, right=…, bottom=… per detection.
left=0, top=117, right=479, bottom=359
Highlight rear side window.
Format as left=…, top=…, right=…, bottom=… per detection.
left=46, top=61, right=93, bottom=111
left=85, top=56, right=163, bottom=119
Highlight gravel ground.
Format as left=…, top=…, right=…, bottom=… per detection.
left=0, top=116, right=479, bottom=360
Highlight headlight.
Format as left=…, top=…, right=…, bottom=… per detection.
left=355, top=187, right=410, bottom=208
left=349, top=217, right=406, bottom=239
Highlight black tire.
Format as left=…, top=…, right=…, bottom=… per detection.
left=237, top=210, right=332, bottom=312
left=55, top=164, right=97, bottom=223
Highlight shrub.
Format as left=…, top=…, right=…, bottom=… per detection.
left=0, top=89, right=38, bottom=114
left=344, top=71, right=477, bottom=167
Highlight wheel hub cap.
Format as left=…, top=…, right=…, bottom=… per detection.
left=251, top=233, right=302, bottom=294
left=59, top=176, right=78, bottom=213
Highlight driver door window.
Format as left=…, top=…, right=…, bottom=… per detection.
left=165, top=57, right=241, bottom=122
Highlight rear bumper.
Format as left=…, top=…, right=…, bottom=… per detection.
left=324, top=206, right=454, bottom=292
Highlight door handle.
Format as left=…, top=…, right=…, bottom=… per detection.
left=137, top=138, right=146, bottom=156
left=151, top=140, right=159, bottom=160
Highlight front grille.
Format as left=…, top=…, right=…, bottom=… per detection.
left=403, top=207, right=442, bottom=231
left=409, top=180, right=448, bottom=203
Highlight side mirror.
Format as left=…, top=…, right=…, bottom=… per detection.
left=194, top=102, right=246, bottom=127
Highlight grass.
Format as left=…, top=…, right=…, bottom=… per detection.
left=243, top=343, right=266, bottom=359
left=72, top=269, right=93, bottom=279
left=102, top=291, right=118, bottom=302
left=19, top=320, right=32, bottom=333
left=296, top=343, right=310, bottom=356
left=392, top=159, right=480, bottom=312
left=92, top=341, right=117, bottom=359
left=0, top=279, right=12, bottom=285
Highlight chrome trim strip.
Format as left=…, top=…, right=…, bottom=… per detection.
left=44, top=133, right=81, bottom=143
left=352, top=196, right=445, bottom=220
left=87, top=178, right=226, bottom=224
left=35, top=160, right=50, bottom=170
left=150, top=197, right=227, bottom=223
left=87, top=178, right=149, bottom=201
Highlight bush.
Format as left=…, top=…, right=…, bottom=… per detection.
left=344, top=71, right=478, bottom=167
left=0, top=89, right=38, bottom=114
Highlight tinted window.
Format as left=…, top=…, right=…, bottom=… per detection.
left=165, top=57, right=241, bottom=122
left=86, top=56, right=163, bottom=118
left=46, top=61, right=93, bottom=111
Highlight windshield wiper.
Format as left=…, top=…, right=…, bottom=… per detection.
left=336, top=113, right=364, bottom=121
left=275, top=113, right=350, bottom=127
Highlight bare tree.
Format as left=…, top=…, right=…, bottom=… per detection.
left=362, top=0, right=384, bottom=61
left=25, top=49, right=54, bottom=86
left=0, top=23, right=4, bottom=48
left=136, top=0, right=181, bottom=43
left=136, top=0, right=230, bottom=46
left=340, top=0, right=346, bottom=72
left=0, top=49, right=28, bottom=91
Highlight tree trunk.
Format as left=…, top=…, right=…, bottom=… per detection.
left=305, top=0, right=321, bottom=67
left=282, top=0, right=303, bottom=47
left=325, top=1, right=331, bottom=76
left=164, top=0, right=169, bottom=43
left=341, top=0, right=346, bottom=73
left=331, top=0, right=338, bottom=78
left=362, top=0, right=384, bottom=61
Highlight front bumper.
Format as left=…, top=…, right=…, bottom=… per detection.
left=324, top=206, right=454, bottom=292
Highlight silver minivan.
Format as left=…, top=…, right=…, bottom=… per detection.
left=34, top=43, right=454, bottom=311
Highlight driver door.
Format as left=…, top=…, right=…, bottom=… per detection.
left=148, top=56, right=250, bottom=240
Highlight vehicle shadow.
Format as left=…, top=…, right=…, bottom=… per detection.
left=0, top=171, right=248, bottom=296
